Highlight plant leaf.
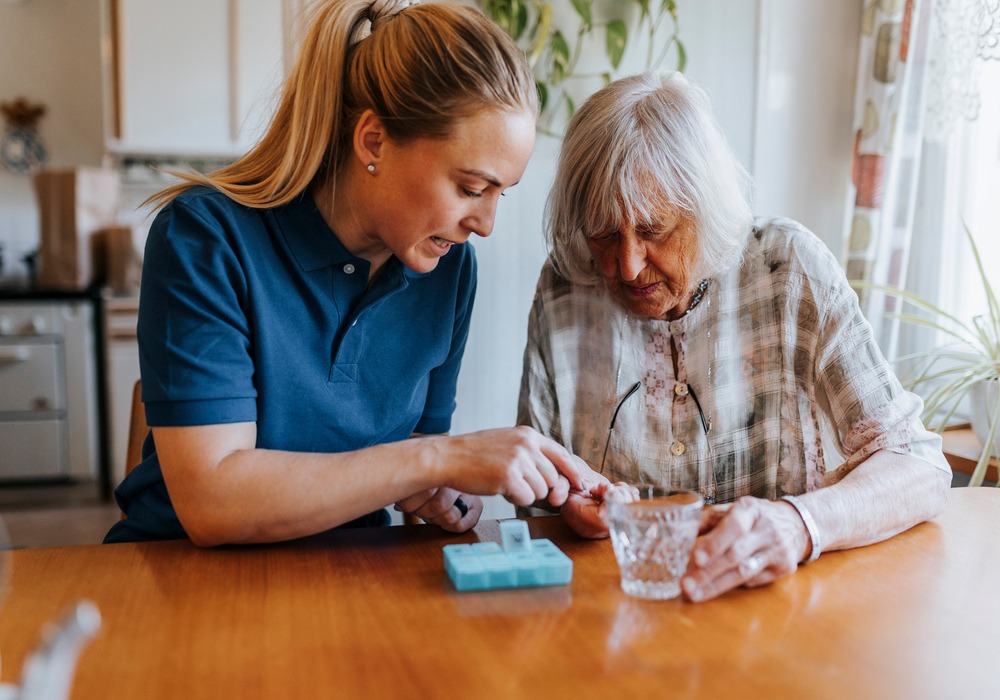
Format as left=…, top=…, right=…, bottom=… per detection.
left=526, top=3, right=553, bottom=67
left=675, top=38, right=687, bottom=72
left=969, top=386, right=1000, bottom=486
left=570, top=0, right=593, bottom=30
left=963, top=222, right=1000, bottom=360
left=513, top=0, right=529, bottom=40
left=606, top=19, right=628, bottom=70
left=551, top=30, right=571, bottom=84
left=483, top=0, right=517, bottom=38
left=535, top=80, right=548, bottom=112
left=852, top=280, right=976, bottom=340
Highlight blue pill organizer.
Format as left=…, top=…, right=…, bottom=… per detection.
left=443, top=520, right=573, bottom=591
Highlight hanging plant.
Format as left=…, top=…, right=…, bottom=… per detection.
left=480, top=0, right=686, bottom=136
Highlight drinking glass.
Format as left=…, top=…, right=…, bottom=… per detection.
left=608, top=487, right=703, bottom=600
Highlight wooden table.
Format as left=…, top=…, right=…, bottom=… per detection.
left=2, top=488, right=998, bottom=699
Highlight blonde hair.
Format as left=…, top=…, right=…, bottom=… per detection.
left=149, top=1, right=538, bottom=209
left=546, top=71, right=753, bottom=284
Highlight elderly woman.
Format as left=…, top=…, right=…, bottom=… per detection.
left=518, top=72, right=951, bottom=602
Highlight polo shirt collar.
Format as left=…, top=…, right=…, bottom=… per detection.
left=274, top=192, right=356, bottom=272
left=274, top=191, right=435, bottom=280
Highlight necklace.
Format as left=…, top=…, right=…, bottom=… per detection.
left=680, top=278, right=710, bottom=318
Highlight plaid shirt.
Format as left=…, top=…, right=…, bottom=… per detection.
left=517, top=217, right=950, bottom=503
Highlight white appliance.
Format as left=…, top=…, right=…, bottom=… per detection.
left=0, top=297, right=100, bottom=481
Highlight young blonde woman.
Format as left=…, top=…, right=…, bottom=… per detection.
left=105, top=0, right=597, bottom=546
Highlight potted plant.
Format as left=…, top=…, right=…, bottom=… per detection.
left=853, top=225, right=1000, bottom=486
left=479, top=0, right=685, bottom=136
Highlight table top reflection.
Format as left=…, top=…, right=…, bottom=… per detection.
left=1, top=488, right=998, bottom=699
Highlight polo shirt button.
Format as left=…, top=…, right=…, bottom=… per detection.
left=351, top=320, right=357, bottom=327
left=343, top=263, right=355, bottom=274
left=671, top=441, right=686, bottom=456
left=674, top=382, right=689, bottom=397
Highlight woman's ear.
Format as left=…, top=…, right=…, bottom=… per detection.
left=353, top=109, right=385, bottom=170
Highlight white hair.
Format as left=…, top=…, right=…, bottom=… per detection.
left=545, top=71, right=753, bottom=284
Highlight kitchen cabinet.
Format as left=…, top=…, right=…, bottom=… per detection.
left=0, top=295, right=100, bottom=482
left=105, top=0, right=286, bottom=157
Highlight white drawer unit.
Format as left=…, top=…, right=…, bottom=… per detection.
left=0, top=297, right=99, bottom=482
left=0, top=340, right=63, bottom=414
left=0, top=419, right=66, bottom=479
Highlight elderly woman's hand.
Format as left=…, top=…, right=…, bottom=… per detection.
left=561, top=480, right=638, bottom=539
left=680, top=496, right=810, bottom=602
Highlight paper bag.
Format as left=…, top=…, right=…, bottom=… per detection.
left=33, top=168, right=121, bottom=289
left=91, top=225, right=143, bottom=295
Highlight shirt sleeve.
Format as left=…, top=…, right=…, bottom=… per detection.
left=138, top=195, right=259, bottom=426
left=517, top=263, right=563, bottom=443
left=414, top=246, right=478, bottom=434
left=812, top=248, right=951, bottom=477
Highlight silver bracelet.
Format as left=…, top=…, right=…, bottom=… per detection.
left=781, top=494, right=822, bottom=563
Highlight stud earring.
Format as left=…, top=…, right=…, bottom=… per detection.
left=366, top=163, right=376, bottom=173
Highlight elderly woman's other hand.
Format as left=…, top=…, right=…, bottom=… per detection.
left=561, top=480, right=639, bottom=539
left=680, top=496, right=810, bottom=602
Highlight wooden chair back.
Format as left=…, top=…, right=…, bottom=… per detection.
left=125, top=379, right=147, bottom=478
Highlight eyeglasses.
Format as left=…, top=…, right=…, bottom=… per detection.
left=599, top=379, right=718, bottom=503
left=599, top=381, right=641, bottom=475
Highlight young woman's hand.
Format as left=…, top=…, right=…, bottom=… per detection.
left=394, top=488, right=482, bottom=532
left=425, top=427, right=589, bottom=507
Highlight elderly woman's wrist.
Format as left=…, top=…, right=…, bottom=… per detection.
left=780, top=494, right=822, bottom=563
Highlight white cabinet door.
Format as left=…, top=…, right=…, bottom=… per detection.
left=110, top=0, right=284, bottom=157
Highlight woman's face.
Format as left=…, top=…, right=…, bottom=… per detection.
left=586, top=206, right=700, bottom=320
left=366, top=108, right=536, bottom=274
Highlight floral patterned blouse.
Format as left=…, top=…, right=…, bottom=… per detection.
left=517, top=217, right=950, bottom=503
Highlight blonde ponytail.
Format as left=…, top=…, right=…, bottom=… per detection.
left=148, top=1, right=537, bottom=211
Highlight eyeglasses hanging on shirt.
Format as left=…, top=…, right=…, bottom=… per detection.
left=599, top=379, right=717, bottom=504
left=600, top=381, right=641, bottom=475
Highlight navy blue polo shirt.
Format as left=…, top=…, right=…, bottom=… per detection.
left=105, top=187, right=476, bottom=543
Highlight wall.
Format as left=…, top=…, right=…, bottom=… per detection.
left=0, top=0, right=106, bottom=285
left=752, top=0, right=863, bottom=254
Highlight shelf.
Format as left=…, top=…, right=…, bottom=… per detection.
left=942, top=427, right=999, bottom=483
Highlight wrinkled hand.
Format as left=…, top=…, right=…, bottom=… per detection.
left=681, top=496, right=809, bottom=602
left=394, top=487, right=482, bottom=533
left=561, top=480, right=639, bottom=539
left=430, top=426, right=588, bottom=508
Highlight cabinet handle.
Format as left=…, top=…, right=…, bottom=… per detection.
left=0, top=347, right=31, bottom=364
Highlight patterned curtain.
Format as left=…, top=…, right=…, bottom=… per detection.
left=847, top=0, right=1000, bottom=360
left=844, top=0, right=933, bottom=361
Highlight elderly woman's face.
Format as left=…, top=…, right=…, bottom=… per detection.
left=586, top=207, right=700, bottom=320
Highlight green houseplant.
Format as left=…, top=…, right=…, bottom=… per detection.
left=853, top=225, right=1000, bottom=486
left=479, top=1, right=685, bottom=136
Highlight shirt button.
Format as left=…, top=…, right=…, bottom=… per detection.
left=351, top=320, right=357, bottom=327
left=674, top=383, right=689, bottom=397
left=671, top=441, right=686, bottom=456
left=343, top=263, right=355, bottom=274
